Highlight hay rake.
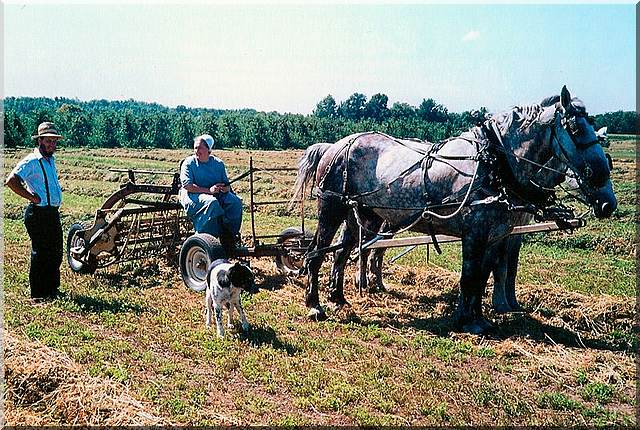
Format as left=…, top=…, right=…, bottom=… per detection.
left=66, top=160, right=313, bottom=291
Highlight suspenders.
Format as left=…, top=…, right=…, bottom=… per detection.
left=37, top=158, right=51, bottom=206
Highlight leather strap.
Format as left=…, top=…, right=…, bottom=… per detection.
left=37, top=158, right=51, bottom=206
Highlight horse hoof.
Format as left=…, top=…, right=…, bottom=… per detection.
left=307, top=307, right=327, bottom=321
left=478, top=318, right=494, bottom=330
left=462, top=323, right=485, bottom=335
left=328, top=301, right=348, bottom=312
left=368, top=284, right=387, bottom=294
left=508, top=302, right=526, bottom=313
left=494, top=302, right=526, bottom=314
left=462, top=318, right=493, bottom=335
left=493, top=303, right=512, bottom=315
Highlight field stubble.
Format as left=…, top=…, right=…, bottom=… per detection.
left=3, top=140, right=636, bottom=425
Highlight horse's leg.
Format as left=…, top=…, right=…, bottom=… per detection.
left=327, top=220, right=357, bottom=308
left=366, top=248, right=387, bottom=293
left=350, top=216, right=385, bottom=294
left=456, top=234, right=494, bottom=334
left=305, top=200, right=345, bottom=321
left=505, top=235, right=525, bottom=312
left=490, top=239, right=512, bottom=314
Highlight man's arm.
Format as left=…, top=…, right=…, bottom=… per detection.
left=183, top=183, right=228, bottom=194
left=5, top=173, right=41, bottom=204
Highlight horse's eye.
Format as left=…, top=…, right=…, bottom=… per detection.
left=568, top=119, right=582, bottom=135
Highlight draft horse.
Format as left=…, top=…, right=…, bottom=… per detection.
left=292, top=86, right=617, bottom=334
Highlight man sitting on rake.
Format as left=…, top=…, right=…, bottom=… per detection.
left=179, top=134, right=242, bottom=255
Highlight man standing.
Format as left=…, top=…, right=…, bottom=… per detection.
left=5, top=122, right=64, bottom=303
left=179, top=134, right=242, bottom=255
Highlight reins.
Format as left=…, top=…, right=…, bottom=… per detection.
left=307, top=104, right=597, bottom=261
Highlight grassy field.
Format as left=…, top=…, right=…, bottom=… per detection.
left=3, top=137, right=636, bottom=425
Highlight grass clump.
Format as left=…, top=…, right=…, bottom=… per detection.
left=537, top=392, right=583, bottom=411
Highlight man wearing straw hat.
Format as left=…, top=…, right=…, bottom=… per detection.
left=5, top=122, right=64, bottom=303
left=179, top=134, right=242, bottom=255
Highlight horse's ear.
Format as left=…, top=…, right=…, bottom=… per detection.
left=560, top=85, right=571, bottom=110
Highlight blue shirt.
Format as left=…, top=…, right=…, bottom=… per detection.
left=180, top=155, right=229, bottom=189
left=11, top=148, right=62, bottom=207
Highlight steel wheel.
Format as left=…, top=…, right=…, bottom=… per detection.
left=179, top=233, right=225, bottom=292
left=275, top=227, right=313, bottom=274
left=66, top=222, right=97, bottom=274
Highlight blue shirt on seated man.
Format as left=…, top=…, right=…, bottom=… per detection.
left=179, top=134, right=242, bottom=254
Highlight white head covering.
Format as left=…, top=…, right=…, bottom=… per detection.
left=199, top=134, right=215, bottom=150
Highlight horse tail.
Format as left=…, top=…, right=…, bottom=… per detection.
left=289, top=142, right=333, bottom=210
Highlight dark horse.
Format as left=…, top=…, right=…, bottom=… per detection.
left=291, top=86, right=617, bottom=334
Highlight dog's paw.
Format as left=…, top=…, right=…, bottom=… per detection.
left=307, top=307, right=327, bottom=321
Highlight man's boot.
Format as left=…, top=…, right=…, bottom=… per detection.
left=220, top=226, right=237, bottom=258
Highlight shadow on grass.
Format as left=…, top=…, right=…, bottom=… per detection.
left=255, top=272, right=299, bottom=292
left=341, top=288, right=634, bottom=353
left=95, top=270, right=163, bottom=290
left=242, top=325, right=300, bottom=356
left=62, top=291, right=145, bottom=314
left=335, top=287, right=458, bottom=337
left=490, top=313, right=636, bottom=353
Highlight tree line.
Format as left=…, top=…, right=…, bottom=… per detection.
left=3, top=94, right=637, bottom=150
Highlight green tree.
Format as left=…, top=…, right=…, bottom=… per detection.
left=171, top=113, right=195, bottom=149
left=241, top=115, right=270, bottom=149
left=314, top=95, right=337, bottom=118
left=148, top=114, right=172, bottom=149
left=91, top=112, right=119, bottom=148
left=4, top=110, right=27, bottom=147
left=117, top=110, right=141, bottom=148
left=338, top=93, right=367, bottom=121
left=217, top=113, right=242, bottom=148
left=364, top=93, right=389, bottom=121
left=418, top=98, right=449, bottom=123
left=197, top=112, right=219, bottom=143
left=390, top=102, right=416, bottom=120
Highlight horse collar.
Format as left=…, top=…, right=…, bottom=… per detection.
left=481, top=120, right=555, bottom=207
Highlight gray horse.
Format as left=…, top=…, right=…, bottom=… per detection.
left=292, top=86, right=617, bottom=334
left=295, top=144, right=528, bottom=315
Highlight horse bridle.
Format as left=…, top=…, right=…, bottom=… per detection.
left=549, top=104, right=604, bottom=196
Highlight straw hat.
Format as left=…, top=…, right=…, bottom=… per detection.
left=31, top=122, right=63, bottom=140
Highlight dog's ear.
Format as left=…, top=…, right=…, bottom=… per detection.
left=216, top=270, right=231, bottom=289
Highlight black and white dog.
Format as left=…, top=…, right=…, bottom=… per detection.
left=205, top=259, right=257, bottom=337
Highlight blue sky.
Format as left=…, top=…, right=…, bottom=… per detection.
left=4, top=3, right=636, bottom=115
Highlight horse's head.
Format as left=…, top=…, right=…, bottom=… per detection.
left=544, top=86, right=617, bottom=218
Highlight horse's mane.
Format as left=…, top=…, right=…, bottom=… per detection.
left=490, top=93, right=561, bottom=137
left=541, top=95, right=560, bottom=107
left=492, top=103, right=546, bottom=137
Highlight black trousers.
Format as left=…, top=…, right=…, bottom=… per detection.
left=24, top=204, right=63, bottom=299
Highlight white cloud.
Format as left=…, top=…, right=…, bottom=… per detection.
left=462, top=30, right=481, bottom=42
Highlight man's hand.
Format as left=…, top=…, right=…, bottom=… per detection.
left=209, top=183, right=229, bottom=194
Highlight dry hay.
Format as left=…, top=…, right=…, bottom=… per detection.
left=3, top=330, right=169, bottom=426
left=251, top=257, right=634, bottom=349
left=521, top=284, right=634, bottom=327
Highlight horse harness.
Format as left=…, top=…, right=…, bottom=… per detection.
left=310, top=105, right=596, bottom=259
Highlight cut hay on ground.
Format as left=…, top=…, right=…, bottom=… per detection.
left=3, top=330, right=169, bottom=426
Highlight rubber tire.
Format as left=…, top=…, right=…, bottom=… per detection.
left=67, top=222, right=97, bottom=274
left=275, top=227, right=313, bottom=274
left=179, top=233, right=226, bottom=292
